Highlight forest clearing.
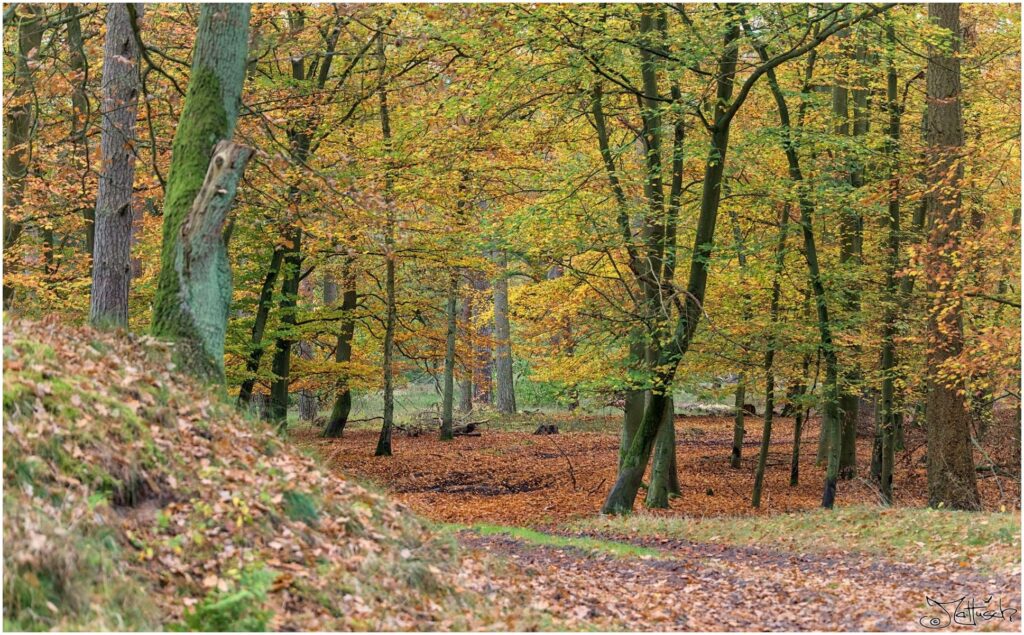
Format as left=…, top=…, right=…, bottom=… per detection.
left=3, top=1, right=1021, bottom=632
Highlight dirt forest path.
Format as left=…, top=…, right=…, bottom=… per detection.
left=461, top=530, right=1022, bottom=631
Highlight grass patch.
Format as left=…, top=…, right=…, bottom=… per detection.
left=465, top=523, right=662, bottom=558
left=571, top=505, right=1021, bottom=573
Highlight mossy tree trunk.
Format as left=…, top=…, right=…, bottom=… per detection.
left=174, top=140, right=254, bottom=380
left=151, top=3, right=251, bottom=377
left=923, top=3, right=980, bottom=511
left=645, top=396, right=676, bottom=508
left=90, top=4, right=143, bottom=328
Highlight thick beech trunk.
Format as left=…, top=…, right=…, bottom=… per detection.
left=152, top=4, right=251, bottom=351
left=90, top=4, right=143, bottom=328
left=174, top=140, right=254, bottom=380
left=923, top=3, right=980, bottom=510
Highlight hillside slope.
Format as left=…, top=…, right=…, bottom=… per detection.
left=2, top=317, right=544, bottom=631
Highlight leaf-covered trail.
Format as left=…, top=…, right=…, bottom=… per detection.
left=461, top=529, right=1021, bottom=631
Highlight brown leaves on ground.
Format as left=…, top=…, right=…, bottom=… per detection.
left=302, top=412, right=1019, bottom=527
left=2, top=318, right=551, bottom=631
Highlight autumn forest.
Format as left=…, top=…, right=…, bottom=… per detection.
left=3, top=2, right=1022, bottom=631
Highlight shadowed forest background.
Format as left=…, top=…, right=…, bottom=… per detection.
left=2, top=2, right=1021, bottom=631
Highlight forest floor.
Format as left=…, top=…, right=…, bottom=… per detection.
left=8, top=317, right=1018, bottom=631
left=296, top=409, right=1022, bottom=631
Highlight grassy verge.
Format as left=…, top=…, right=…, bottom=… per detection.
left=449, top=523, right=662, bottom=558
left=570, top=505, right=1020, bottom=574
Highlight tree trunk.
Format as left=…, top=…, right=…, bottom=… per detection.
left=90, top=4, right=143, bottom=328
left=3, top=4, right=45, bottom=310
left=323, top=257, right=357, bottom=438
left=602, top=17, right=739, bottom=514
left=878, top=24, right=902, bottom=503
left=296, top=340, right=317, bottom=421
left=459, top=288, right=474, bottom=413
left=237, top=248, right=284, bottom=407
left=790, top=354, right=811, bottom=486
left=923, top=3, right=980, bottom=511
left=66, top=5, right=93, bottom=262
left=471, top=272, right=494, bottom=405
left=833, top=41, right=863, bottom=481
left=753, top=199, right=794, bottom=507
left=375, top=25, right=396, bottom=457
left=730, top=373, right=746, bottom=468
left=175, top=140, right=254, bottom=380
left=493, top=250, right=517, bottom=414
left=152, top=4, right=251, bottom=354
left=645, top=396, right=676, bottom=508
left=620, top=339, right=646, bottom=469
left=727, top=206, right=753, bottom=470
left=440, top=269, right=458, bottom=440
left=270, top=229, right=301, bottom=426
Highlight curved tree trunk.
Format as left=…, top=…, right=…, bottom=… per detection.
left=90, top=4, right=143, bottom=328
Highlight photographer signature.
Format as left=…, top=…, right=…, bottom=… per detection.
left=919, top=596, right=1017, bottom=629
